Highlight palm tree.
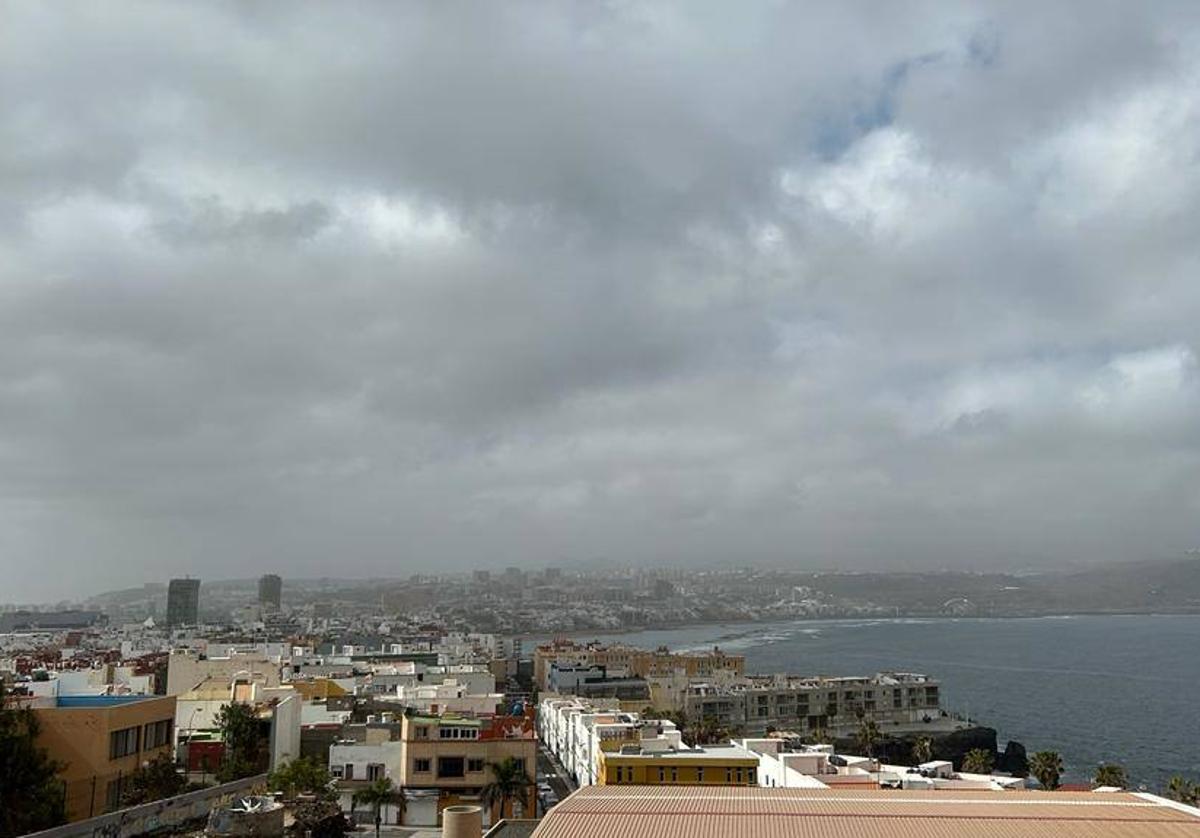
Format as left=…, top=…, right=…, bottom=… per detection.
left=687, top=716, right=730, bottom=746
left=911, top=737, right=933, bottom=765
left=1167, top=776, right=1198, bottom=806
left=855, top=717, right=880, bottom=758
left=1093, top=763, right=1126, bottom=789
left=1029, top=751, right=1063, bottom=790
left=962, top=748, right=994, bottom=775
left=481, top=757, right=534, bottom=821
left=353, top=778, right=404, bottom=837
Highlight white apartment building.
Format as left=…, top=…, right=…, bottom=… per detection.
left=681, top=672, right=943, bottom=735
left=738, top=738, right=833, bottom=789
left=538, top=695, right=683, bottom=788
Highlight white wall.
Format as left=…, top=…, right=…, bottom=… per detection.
left=270, top=693, right=302, bottom=768
left=329, top=741, right=404, bottom=782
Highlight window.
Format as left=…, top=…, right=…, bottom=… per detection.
left=696, top=767, right=704, bottom=782
left=438, top=757, right=465, bottom=778
left=415, top=726, right=429, bottom=739
left=467, top=758, right=485, bottom=773
left=438, top=726, right=478, bottom=740
left=511, top=758, right=526, bottom=774
left=344, top=764, right=354, bottom=780
left=749, top=769, right=757, bottom=785
left=670, top=767, right=678, bottom=783
left=735, top=768, right=743, bottom=783
left=143, top=719, right=172, bottom=750
left=105, top=778, right=125, bottom=812
left=367, top=764, right=385, bottom=781
left=414, top=758, right=431, bottom=773
left=725, top=768, right=733, bottom=783
left=330, top=765, right=344, bottom=778
left=109, top=726, right=140, bottom=760
left=658, top=767, right=665, bottom=782
left=613, top=766, right=622, bottom=783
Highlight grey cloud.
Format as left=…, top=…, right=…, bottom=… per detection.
left=154, top=199, right=332, bottom=245
left=2, top=1, right=1200, bottom=600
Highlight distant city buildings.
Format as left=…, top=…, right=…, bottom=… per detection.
left=165, top=578, right=200, bottom=627
left=534, top=639, right=745, bottom=691
left=258, top=574, right=282, bottom=609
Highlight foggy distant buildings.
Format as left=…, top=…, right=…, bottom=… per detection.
left=166, top=578, right=200, bottom=626
left=258, top=574, right=282, bottom=609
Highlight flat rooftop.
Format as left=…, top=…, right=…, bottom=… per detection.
left=531, top=786, right=1200, bottom=837
left=606, top=745, right=756, bottom=762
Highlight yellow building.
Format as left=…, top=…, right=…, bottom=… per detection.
left=287, top=678, right=348, bottom=701
left=598, top=743, right=759, bottom=787
left=32, top=694, right=177, bottom=821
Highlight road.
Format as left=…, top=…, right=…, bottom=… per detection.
left=537, top=743, right=577, bottom=811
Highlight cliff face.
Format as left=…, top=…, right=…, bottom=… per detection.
left=834, top=726, right=1029, bottom=777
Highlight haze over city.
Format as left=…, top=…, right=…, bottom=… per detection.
left=4, top=2, right=1200, bottom=602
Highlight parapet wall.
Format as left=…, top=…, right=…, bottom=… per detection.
left=21, top=774, right=268, bottom=838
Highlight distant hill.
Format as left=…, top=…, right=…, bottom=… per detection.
left=805, top=557, right=1200, bottom=615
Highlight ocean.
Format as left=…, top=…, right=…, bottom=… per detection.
left=556, top=614, right=1200, bottom=791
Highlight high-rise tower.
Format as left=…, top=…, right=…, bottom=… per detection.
left=258, top=574, right=282, bottom=609
left=166, top=578, right=200, bottom=626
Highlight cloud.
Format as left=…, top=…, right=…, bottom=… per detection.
left=2, top=1, right=1200, bottom=600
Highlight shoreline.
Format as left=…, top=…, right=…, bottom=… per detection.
left=515, top=610, right=1200, bottom=642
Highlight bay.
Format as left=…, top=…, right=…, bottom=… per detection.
left=559, top=614, right=1200, bottom=791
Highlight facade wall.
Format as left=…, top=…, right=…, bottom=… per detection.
left=535, top=644, right=744, bottom=690
left=598, top=752, right=759, bottom=786
left=329, top=741, right=405, bottom=783
left=33, top=696, right=178, bottom=822
left=269, top=693, right=302, bottom=768
left=683, top=678, right=942, bottom=734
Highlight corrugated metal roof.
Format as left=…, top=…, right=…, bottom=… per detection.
left=530, top=786, right=1200, bottom=837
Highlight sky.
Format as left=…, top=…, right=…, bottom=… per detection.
left=2, top=2, right=1200, bottom=602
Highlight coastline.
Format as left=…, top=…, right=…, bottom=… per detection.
left=515, top=609, right=1200, bottom=643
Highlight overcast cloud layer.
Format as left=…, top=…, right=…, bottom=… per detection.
left=3, top=2, right=1200, bottom=601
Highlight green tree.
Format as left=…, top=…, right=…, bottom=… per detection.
left=1029, top=751, right=1063, bottom=790
left=911, top=737, right=933, bottom=765
left=855, top=717, right=880, bottom=758
left=804, top=727, right=830, bottom=746
left=268, top=757, right=334, bottom=800
left=962, top=748, right=994, bottom=775
left=1167, top=776, right=1198, bottom=806
left=690, top=716, right=731, bottom=746
left=1093, top=763, right=1126, bottom=789
left=214, top=702, right=264, bottom=782
left=0, top=683, right=66, bottom=838
left=352, top=778, right=404, bottom=836
left=481, top=757, right=534, bottom=821
left=120, top=754, right=185, bottom=806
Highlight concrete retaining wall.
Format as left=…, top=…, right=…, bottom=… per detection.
left=22, top=774, right=269, bottom=838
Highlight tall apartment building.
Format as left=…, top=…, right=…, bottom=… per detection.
left=258, top=574, right=282, bottom=609
left=165, top=578, right=200, bottom=627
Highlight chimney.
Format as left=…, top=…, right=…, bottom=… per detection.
left=442, top=805, right=483, bottom=838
